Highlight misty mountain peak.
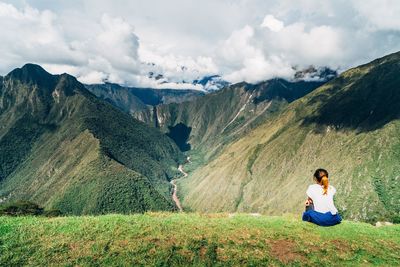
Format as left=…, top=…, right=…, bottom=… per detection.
left=293, top=66, right=337, bottom=82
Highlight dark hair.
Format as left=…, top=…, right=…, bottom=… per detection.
left=313, top=168, right=329, bottom=195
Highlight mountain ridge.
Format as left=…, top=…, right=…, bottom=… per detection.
left=1, top=51, right=399, bottom=222
left=133, top=77, right=331, bottom=164
left=0, top=63, right=184, bottom=214
left=179, top=51, right=400, bottom=222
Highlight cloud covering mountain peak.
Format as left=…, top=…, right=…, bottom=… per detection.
left=1, top=0, right=400, bottom=89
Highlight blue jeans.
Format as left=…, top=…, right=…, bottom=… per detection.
left=302, top=210, right=342, bottom=227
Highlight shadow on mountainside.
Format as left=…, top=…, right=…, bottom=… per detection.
left=252, top=79, right=327, bottom=104
left=166, top=123, right=192, bottom=152
left=302, top=55, right=400, bottom=133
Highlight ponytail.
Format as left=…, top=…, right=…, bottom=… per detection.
left=321, top=176, right=329, bottom=195
left=313, top=168, right=329, bottom=195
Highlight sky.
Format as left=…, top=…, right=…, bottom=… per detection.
left=1, top=0, right=400, bottom=90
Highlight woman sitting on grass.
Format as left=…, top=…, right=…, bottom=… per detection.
left=302, top=168, right=342, bottom=226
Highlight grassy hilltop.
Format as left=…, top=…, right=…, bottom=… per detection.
left=1, top=213, right=399, bottom=266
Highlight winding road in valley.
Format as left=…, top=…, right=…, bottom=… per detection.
left=170, top=157, right=190, bottom=212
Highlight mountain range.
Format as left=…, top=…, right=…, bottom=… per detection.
left=144, top=65, right=336, bottom=92
left=133, top=78, right=331, bottom=162
left=0, top=64, right=184, bottom=214
left=85, top=83, right=204, bottom=114
left=0, top=52, right=399, bottom=222
left=176, top=52, right=400, bottom=222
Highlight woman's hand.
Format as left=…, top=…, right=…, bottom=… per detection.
left=305, top=197, right=313, bottom=206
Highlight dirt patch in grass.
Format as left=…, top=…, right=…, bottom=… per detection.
left=331, top=239, right=351, bottom=253
left=69, top=242, right=80, bottom=252
left=269, top=239, right=305, bottom=264
left=199, top=246, right=207, bottom=257
left=115, top=239, right=129, bottom=247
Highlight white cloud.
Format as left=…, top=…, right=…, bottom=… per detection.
left=218, top=21, right=342, bottom=83
left=1, top=0, right=400, bottom=88
left=139, top=45, right=218, bottom=82
left=218, top=25, right=294, bottom=83
left=261, top=15, right=284, bottom=32
left=94, top=15, right=140, bottom=72
left=77, top=70, right=107, bottom=84
left=0, top=2, right=85, bottom=71
left=0, top=2, right=215, bottom=89
left=219, top=25, right=256, bottom=69
left=353, top=0, right=400, bottom=31
left=263, top=23, right=343, bottom=66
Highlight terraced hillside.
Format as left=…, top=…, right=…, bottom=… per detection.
left=179, top=52, right=400, bottom=222
left=0, top=64, right=184, bottom=214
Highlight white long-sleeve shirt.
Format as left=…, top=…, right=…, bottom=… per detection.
left=306, top=184, right=338, bottom=214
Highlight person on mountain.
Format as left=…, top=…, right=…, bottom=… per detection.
left=302, top=168, right=342, bottom=226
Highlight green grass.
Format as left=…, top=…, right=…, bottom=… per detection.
left=0, top=213, right=399, bottom=266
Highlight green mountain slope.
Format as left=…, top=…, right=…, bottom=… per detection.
left=0, top=64, right=184, bottom=214
left=134, top=79, right=327, bottom=163
left=1, top=213, right=399, bottom=266
left=179, top=52, right=400, bottom=222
